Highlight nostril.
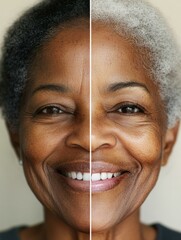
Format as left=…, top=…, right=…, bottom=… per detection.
left=65, top=133, right=90, bottom=151
left=91, top=134, right=117, bottom=152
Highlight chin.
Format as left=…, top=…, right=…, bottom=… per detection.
left=55, top=207, right=90, bottom=234
left=68, top=218, right=90, bottom=234
left=91, top=220, right=112, bottom=233
left=91, top=193, right=136, bottom=233
left=91, top=206, right=122, bottom=232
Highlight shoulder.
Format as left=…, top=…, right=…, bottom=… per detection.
left=153, top=224, right=181, bottom=240
left=0, top=226, right=24, bottom=240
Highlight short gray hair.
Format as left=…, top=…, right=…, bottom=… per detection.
left=92, top=0, right=181, bottom=127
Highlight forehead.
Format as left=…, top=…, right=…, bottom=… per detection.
left=29, top=26, right=90, bottom=92
left=30, top=22, right=155, bottom=93
left=92, top=23, right=154, bottom=91
left=33, top=26, right=90, bottom=69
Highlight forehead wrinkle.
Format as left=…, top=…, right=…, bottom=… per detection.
left=29, top=27, right=90, bottom=96
left=76, top=50, right=90, bottom=96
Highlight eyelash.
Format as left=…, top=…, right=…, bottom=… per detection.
left=33, top=105, right=68, bottom=117
left=114, top=102, right=146, bottom=115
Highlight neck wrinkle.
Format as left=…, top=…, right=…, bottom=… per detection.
left=42, top=208, right=145, bottom=240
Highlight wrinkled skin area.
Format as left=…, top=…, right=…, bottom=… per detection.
left=20, top=25, right=91, bottom=233
left=8, top=21, right=179, bottom=240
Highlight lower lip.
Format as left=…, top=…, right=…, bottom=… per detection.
left=54, top=172, right=129, bottom=193
left=91, top=174, right=128, bottom=193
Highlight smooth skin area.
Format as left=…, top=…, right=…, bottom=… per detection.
left=8, top=22, right=179, bottom=240
left=91, top=23, right=179, bottom=239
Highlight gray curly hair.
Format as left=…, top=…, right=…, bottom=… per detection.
left=92, top=0, right=181, bottom=127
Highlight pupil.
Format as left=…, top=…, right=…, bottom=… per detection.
left=123, top=106, right=134, bottom=113
left=52, top=107, right=59, bottom=113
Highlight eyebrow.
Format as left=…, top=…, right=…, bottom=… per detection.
left=107, top=81, right=150, bottom=93
left=32, top=84, right=69, bottom=96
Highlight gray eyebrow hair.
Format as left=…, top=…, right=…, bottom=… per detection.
left=32, top=84, right=70, bottom=96
left=107, top=81, right=150, bottom=93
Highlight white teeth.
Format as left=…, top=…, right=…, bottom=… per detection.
left=65, top=171, right=122, bottom=181
left=77, top=172, right=83, bottom=180
left=114, top=172, right=121, bottom=177
left=71, top=172, right=76, bottom=179
left=101, top=172, right=107, bottom=180
left=92, top=173, right=101, bottom=181
left=107, top=173, right=113, bottom=179
left=67, top=172, right=72, bottom=178
left=83, top=173, right=90, bottom=181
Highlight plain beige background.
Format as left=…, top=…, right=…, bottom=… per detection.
left=0, top=0, right=181, bottom=232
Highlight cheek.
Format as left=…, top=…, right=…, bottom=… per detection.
left=18, top=124, right=68, bottom=205
left=120, top=125, right=164, bottom=204
left=20, top=124, right=68, bottom=164
left=18, top=124, right=73, bottom=217
left=119, top=125, right=163, bottom=167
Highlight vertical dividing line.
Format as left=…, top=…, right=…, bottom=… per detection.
left=89, top=0, right=92, bottom=239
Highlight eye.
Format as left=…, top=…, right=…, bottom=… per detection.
left=116, top=103, right=145, bottom=114
left=41, top=106, right=63, bottom=114
left=34, top=105, right=65, bottom=116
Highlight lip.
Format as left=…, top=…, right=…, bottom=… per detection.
left=49, top=160, right=132, bottom=193
left=91, top=172, right=129, bottom=192
left=51, top=161, right=132, bottom=173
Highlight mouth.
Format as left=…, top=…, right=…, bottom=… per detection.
left=50, top=161, right=131, bottom=193
left=60, top=170, right=128, bottom=181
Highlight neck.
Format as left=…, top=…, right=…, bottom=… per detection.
left=21, top=208, right=155, bottom=240
left=42, top=209, right=149, bottom=240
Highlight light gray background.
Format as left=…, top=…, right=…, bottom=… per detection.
left=0, top=0, right=181, bottom=232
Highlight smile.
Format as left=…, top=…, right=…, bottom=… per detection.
left=50, top=161, right=133, bottom=193
left=55, top=170, right=130, bottom=193
left=65, top=171, right=124, bottom=181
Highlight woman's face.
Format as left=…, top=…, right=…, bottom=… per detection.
left=11, top=22, right=176, bottom=232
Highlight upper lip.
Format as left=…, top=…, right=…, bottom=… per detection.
left=91, top=162, right=131, bottom=173
left=50, top=160, right=135, bottom=175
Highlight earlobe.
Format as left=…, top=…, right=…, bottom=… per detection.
left=5, top=121, right=21, bottom=159
left=162, top=121, right=180, bottom=166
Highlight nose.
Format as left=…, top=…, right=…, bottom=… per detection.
left=65, top=118, right=90, bottom=152
left=91, top=122, right=117, bottom=152
left=66, top=117, right=116, bottom=152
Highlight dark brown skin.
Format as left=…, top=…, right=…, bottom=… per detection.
left=8, top=22, right=179, bottom=240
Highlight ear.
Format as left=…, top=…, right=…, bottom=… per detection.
left=162, top=121, right=180, bottom=166
left=5, top=122, right=21, bottom=159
